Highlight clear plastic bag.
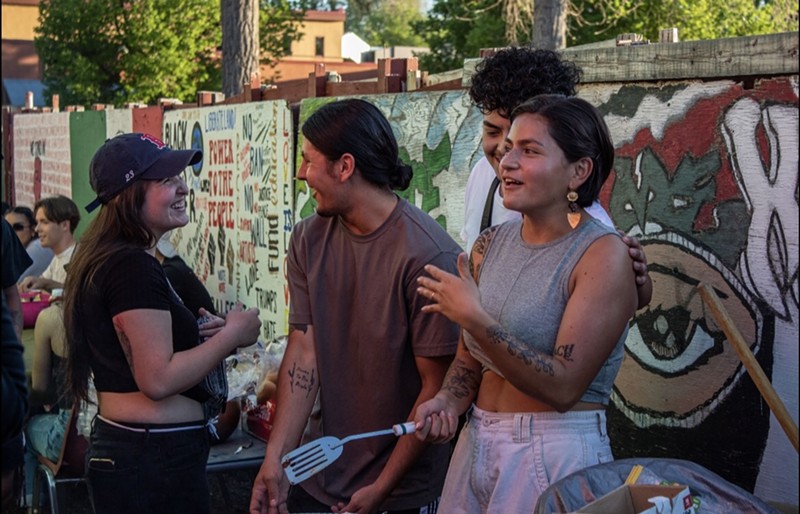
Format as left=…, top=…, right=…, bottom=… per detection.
left=225, top=335, right=287, bottom=401
left=76, top=378, right=97, bottom=439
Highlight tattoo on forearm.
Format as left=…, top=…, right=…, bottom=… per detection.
left=554, top=344, right=575, bottom=361
left=113, top=322, right=135, bottom=374
left=287, top=362, right=316, bottom=398
left=486, top=324, right=555, bottom=376
left=289, top=323, right=308, bottom=335
left=442, top=358, right=481, bottom=400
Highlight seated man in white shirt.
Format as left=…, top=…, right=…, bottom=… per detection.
left=18, top=195, right=80, bottom=293
left=462, top=46, right=652, bottom=308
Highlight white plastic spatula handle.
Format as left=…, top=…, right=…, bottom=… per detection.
left=338, top=421, right=417, bottom=446
left=392, top=421, right=416, bottom=436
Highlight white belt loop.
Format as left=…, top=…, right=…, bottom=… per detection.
left=596, top=411, right=607, bottom=438
left=513, top=414, right=532, bottom=443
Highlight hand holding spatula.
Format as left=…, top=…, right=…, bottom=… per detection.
left=281, top=421, right=417, bottom=484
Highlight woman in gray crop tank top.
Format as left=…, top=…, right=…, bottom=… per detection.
left=413, top=95, right=641, bottom=512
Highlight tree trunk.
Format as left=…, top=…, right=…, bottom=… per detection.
left=221, top=0, right=259, bottom=98
left=532, top=0, right=568, bottom=50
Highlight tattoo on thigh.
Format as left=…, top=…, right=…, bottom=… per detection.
left=287, top=362, right=316, bottom=398
left=443, top=359, right=481, bottom=399
left=487, top=324, right=555, bottom=376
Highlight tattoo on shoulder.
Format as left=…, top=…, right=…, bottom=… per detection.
left=443, top=358, right=481, bottom=399
left=473, top=226, right=499, bottom=257
left=486, top=324, right=555, bottom=376
left=289, top=323, right=308, bottom=335
left=287, top=362, right=316, bottom=398
left=472, top=226, right=500, bottom=279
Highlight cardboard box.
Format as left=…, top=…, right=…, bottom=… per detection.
left=572, top=484, right=696, bottom=514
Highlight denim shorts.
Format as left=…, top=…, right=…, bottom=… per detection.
left=439, top=405, right=614, bottom=513
left=87, top=416, right=211, bottom=514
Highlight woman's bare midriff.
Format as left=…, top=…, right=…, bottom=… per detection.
left=98, top=391, right=204, bottom=425
left=475, top=371, right=604, bottom=413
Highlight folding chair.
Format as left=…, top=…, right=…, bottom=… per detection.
left=30, top=405, right=88, bottom=514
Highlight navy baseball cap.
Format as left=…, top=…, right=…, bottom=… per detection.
left=85, top=133, right=202, bottom=213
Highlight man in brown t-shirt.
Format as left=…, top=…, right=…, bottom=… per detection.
left=250, top=99, right=461, bottom=514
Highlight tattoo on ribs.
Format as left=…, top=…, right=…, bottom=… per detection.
left=287, top=362, right=316, bottom=398
left=443, top=359, right=480, bottom=399
left=486, top=324, right=555, bottom=376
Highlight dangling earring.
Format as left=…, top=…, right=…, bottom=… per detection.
left=567, top=190, right=580, bottom=229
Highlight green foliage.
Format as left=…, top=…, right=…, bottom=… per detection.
left=35, top=0, right=221, bottom=106
left=568, top=0, right=799, bottom=46
left=416, top=0, right=797, bottom=74
left=260, top=0, right=310, bottom=72
left=35, top=0, right=314, bottom=106
left=349, top=0, right=426, bottom=47
left=413, top=0, right=506, bottom=74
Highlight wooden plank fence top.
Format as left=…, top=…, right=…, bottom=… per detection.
left=463, top=31, right=799, bottom=85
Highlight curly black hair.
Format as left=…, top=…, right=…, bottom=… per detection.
left=468, top=46, right=582, bottom=117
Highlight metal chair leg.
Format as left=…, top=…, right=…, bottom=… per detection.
left=44, top=467, right=58, bottom=514
left=31, top=464, right=42, bottom=514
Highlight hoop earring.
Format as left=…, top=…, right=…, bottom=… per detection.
left=567, top=190, right=580, bottom=229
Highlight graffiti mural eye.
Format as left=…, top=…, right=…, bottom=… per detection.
left=627, top=303, right=721, bottom=373
left=613, top=232, right=766, bottom=429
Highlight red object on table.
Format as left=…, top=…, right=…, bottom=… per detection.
left=21, top=291, right=51, bottom=328
left=244, top=399, right=275, bottom=442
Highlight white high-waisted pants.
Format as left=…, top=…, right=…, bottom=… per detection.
left=439, top=405, right=613, bottom=513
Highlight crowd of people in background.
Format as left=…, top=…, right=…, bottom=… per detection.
left=0, top=46, right=656, bottom=514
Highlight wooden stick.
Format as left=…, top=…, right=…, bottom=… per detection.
left=698, top=283, right=799, bottom=452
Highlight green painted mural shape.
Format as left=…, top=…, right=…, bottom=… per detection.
left=396, top=132, right=453, bottom=229
left=611, top=148, right=720, bottom=234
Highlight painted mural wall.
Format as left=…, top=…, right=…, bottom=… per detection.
left=295, top=79, right=799, bottom=504
left=162, top=101, right=293, bottom=342
left=6, top=74, right=797, bottom=506
left=12, top=112, right=72, bottom=207
left=583, top=77, right=799, bottom=504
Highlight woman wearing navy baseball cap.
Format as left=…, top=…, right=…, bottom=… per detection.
left=63, top=133, right=261, bottom=513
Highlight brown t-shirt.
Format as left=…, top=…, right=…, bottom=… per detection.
left=288, top=197, right=460, bottom=510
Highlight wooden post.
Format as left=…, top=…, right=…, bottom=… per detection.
left=405, top=57, right=419, bottom=91
left=377, top=59, right=392, bottom=94
left=698, top=283, right=799, bottom=452
left=197, top=91, right=214, bottom=106
left=51, top=94, right=60, bottom=112
left=660, top=28, right=679, bottom=43
left=307, top=63, right=326, bottom=98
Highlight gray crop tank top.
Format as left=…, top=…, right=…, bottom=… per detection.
left=463, top=217, right=629, bottom=405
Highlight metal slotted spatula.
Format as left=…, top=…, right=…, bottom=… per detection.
left=282, top=421, right=416, bottom=485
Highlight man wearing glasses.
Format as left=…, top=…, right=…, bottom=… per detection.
left=4, top=205, right=54, bottom=282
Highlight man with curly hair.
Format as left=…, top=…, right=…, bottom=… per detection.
left=462, top=46, right=652, bottom=307
left=462, top=46, right=591, bottom=251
